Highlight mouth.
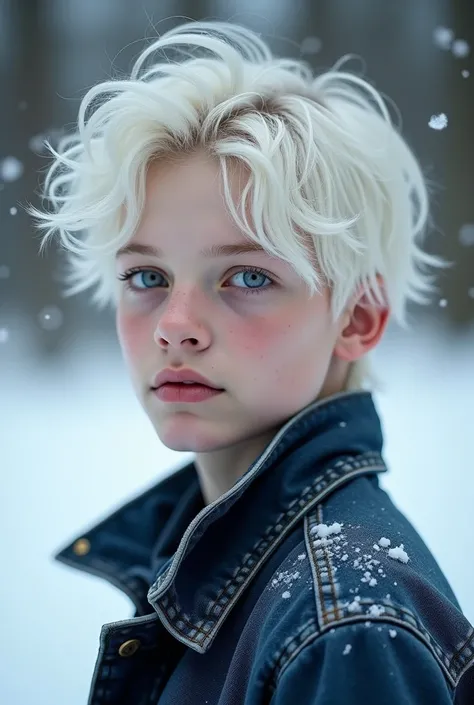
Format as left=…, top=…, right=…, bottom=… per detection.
left=153, top=382, right=223, bottom=390
left=152, top=382, right=225, bottom=403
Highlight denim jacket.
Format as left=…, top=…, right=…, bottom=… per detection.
left=55, top=390, right=474, bottom=704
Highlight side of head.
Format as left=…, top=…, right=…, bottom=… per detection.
left=27, top=20, right=450, bottom=401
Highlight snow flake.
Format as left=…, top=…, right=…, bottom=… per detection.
left=0, top=156, right=24, bottom=182
left=342, top=643, right=352, bottom=655
left=389, top=629, right=397, bottom=638
left=428, top=113, right=448, bottom=130
left=433, top=26, right=454, bottom=50
left=452, top=39, right=470, bottom=58
left=388, top=544, right=409, bottom=564
left=38, top=306, right=64, bottom=331
left=271, top=570, right=300, bottom=588
left=368, top=604, right=385, bottom=618
left=347, top=599, right=363, bottom=614
left=310, top=522, right=342, bottom=538
left=282, top=591, right=291, bottom=599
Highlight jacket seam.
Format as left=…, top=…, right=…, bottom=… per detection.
left=267, top=618, right=456, bottom=697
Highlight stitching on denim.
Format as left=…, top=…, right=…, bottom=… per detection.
left=304, top=503, right=462, bottom=680
left=88, top=619, right=162, bottom=704
left=314, top=504, right=343, bottom=624
left=267, top=611, right=458, bottom=696
left=449, top=627, right=474, bottom=678
left=206, top=454, right=383, bottom=619
left=155, top=452, right=385, bottom=646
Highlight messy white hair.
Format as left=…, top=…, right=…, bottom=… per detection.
left=26, top=19, right=449, bottom=393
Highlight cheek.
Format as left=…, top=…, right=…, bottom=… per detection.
left=116, top=310, right=147, bottom=364
left=230, top=305, right=333, bottom=388
left=229, top=308, right=312, bottom=364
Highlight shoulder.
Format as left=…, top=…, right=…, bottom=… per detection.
left=267, top=620, right=454, bottom=704
left=255, top=490, right=472, bottom=700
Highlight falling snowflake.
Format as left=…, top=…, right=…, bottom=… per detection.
left=429, top=113, right=448, bottom=130
left=433, top=26, right=454, bottom=50
left=462, top=70, right=470, bottom=78
left=0, top=156, right=24, bottom=182
left=452, top=39, right=470, bottom=58
left=342, top=644, right=352, bottom=655
left=37, top=306, right=64, bottom=331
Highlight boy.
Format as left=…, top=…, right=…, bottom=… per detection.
left=28, top=19, right=474, bottom=705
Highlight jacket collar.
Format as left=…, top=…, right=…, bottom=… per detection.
left=55, top=390, right=388, bottom=651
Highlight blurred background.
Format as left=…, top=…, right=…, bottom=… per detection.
left=1, top=1, right=473, bottom=703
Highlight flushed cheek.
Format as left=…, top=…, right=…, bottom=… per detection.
left=230, top=309, right=331, bottom=395
left=116, top=311, right=149, bottom=368
left=228, top=313, right=305, bottom=376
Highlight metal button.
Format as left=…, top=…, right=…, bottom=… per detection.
left=118, top=639, right=141, bottom=657
left=72, top=538, right=90, bottom=556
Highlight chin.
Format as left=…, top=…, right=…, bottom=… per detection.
left=154, top=422, right=222, bottom=453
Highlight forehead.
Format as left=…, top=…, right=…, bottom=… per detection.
left=130, top=153, right=252, bottom=242
left=145, top=151, right=249, bottom=203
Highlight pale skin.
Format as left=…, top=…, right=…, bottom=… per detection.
left=115, top=151, right=390, bottom=506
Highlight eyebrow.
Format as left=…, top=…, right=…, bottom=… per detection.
left=115, top=241, right=268, bottom=259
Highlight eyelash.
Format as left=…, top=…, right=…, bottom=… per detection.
left=116, top=265, right=276, bottom=296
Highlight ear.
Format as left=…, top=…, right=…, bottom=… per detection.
left=333, top=275, right=390, bottom=363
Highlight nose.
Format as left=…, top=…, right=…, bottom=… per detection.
left=153, top=289, right=211, bottom=351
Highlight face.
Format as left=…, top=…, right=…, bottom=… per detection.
left=115, top=151, right=347, bottom=454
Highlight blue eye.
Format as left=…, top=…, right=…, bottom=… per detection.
left=116, top=266, right=276, bottom=296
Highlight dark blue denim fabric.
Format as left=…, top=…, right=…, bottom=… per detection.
left=55, top=390, right=474, bottom=704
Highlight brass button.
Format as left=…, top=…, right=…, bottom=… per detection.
left=118, top=639, right=141, bottom=657
left=72, top=538, right=90, bottom=556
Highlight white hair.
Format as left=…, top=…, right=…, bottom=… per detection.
left=26, top=20, right=450, bottom=393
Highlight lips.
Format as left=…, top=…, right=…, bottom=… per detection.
left=152, top=368, right=223, bottom=390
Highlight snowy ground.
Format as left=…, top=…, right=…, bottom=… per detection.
left=2, top=314, right=473, bottom=704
